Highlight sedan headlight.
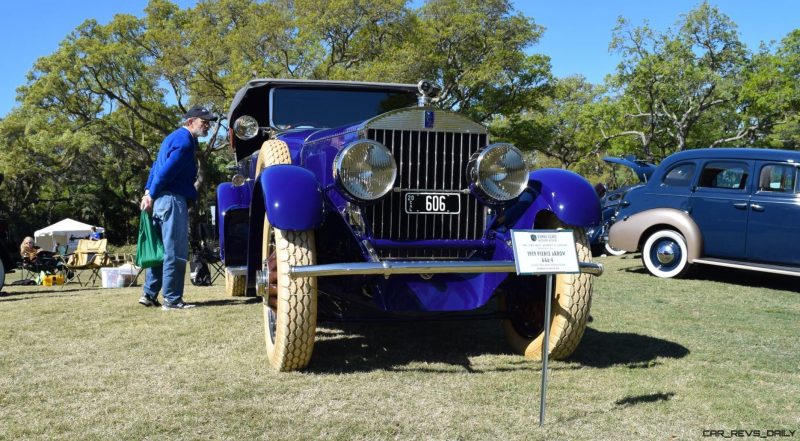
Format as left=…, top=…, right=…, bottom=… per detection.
left=468, top=143, right=529, bottom=202
left=233, top=115, right=259, bottom=140
left=334, top=140, right=397, bottom=201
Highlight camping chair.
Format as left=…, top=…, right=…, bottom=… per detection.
left=200, top=245, right=224, bottom=284
left=20, top=251, right=62, bottom=282
left=189, top=241, right=223, bottom=285
left=62, top=239, right=112, bottom=286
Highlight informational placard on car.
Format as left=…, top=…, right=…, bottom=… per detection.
left=510, top=229, right=580, bottom=275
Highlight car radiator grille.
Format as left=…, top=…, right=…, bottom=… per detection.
left=364, top=129, right=488, bottom=260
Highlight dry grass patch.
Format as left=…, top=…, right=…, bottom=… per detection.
left=1, top=256, right=798, bottom=440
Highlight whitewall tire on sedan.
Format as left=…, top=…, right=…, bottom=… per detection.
left=642, top=230, right=690, bottom=278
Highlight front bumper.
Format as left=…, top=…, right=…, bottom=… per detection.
left=288, top=260, right=604, bottom=279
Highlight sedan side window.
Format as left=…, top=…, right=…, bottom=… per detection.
left=662, top=163, right=696, bottom=187
left=758, top=164, right=797, bottom=193
left=698, top=161, right=749, bottom=190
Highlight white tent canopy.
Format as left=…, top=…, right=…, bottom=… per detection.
left=34, top=218, right=104, bottom=253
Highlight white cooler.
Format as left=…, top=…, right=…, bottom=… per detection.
left=100, top=265, right=139, bottom=288
left=101, top=268, right=123, bottom=288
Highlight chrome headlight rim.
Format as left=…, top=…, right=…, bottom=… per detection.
left=231, top=174, right=247, bottom=187
left=469, top=143, right=529, bottom=203
left=233, top=115, right=260, bottom=140
left=333, top=140, right=397, bottom=202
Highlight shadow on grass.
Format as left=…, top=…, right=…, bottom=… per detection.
left=309, top=320, right=689, bottom=374
left=0, top=288, right=87, bottom=300
left=614, top=392, right=675, bottom=408
left=193, top=297, right=261, bottom=307
left=310, top=319, right=514, bottom=374
left=622, top=263, right=799, bottom=292
left=569, top=328, right=689, bottom=368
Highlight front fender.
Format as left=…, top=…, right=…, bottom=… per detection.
left=217, top=181, right=253, bottom=215
left=255, top=164, right=325, bottom=231
left=216, top=182, right=253, bottom=265
left=504, top=168, right=601, bottom=230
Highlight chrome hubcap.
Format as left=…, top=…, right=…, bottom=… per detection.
left=656, top=242, right=677, bottom=265
left=255, top=269, right=269, bottom=296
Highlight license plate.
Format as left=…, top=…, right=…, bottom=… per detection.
left=405, top=192, right=461, bottom=214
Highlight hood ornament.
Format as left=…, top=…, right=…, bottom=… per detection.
left=417, top=79, right=441, bottom=107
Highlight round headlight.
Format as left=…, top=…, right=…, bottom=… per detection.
left=231, top=174, right=246, bottom=187
left=334, top=140, right=397, bottom=201
left=468, top=143, right=529, bottom=202
left=233, top=115, right=259, bottom=140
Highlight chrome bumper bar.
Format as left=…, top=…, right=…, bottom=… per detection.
left=288, top=260, right=603, bottom=279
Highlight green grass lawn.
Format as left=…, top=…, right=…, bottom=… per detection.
left=1, top=255, right=798, bottom=440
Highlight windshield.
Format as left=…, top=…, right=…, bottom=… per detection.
left=270, top=87, right=416, bottom=129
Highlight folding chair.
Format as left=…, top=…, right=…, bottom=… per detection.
left=196, top=223, right=223, bottom=283
left=200, top=245, right=224, bottom=284
left=62, top=239, right=112, bottom=286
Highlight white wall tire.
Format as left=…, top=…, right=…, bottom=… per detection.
left=641, top=230, right=690, bottom=278
left=604, top=242, right=627, bottom=256
left=501, top=217, right=594, bottom=360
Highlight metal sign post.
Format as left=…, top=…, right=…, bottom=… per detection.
left=509, top=229, right=581, bottom=428
left=539, top=274, right=553, bottom=427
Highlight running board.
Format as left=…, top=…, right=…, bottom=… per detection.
left=692, top=258, right=800, bottom=277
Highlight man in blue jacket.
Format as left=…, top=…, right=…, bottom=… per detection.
left=138, top=105, right=217, bottom=310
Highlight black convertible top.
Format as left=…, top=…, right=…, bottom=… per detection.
left=227, top=78, right=418, bottom=122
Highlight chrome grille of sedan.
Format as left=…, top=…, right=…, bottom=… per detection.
left=364, top=128, right=488, bottom=259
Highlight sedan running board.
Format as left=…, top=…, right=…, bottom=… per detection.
left=692, top=258, right=800, bottom=277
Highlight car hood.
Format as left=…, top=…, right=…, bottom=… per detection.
left=603, top=156, right=657, bottom=183
left=303, top=107, right=487, bottom=145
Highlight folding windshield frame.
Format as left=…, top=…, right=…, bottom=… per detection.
left=268, top=86, right=417, bottom=130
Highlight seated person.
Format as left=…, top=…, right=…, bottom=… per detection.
left=89, top=226, right=102, bottom=241
left=20, top=237, right=42, bottom=262
left=20, top=237, right=62, bottom=275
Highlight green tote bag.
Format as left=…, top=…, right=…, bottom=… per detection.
left=135, top=210, right=164, bottom=268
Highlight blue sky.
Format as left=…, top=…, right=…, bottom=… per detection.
left=0, top=0, right=797, bottom=117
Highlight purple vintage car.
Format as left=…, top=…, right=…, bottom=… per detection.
left=216, top=79, right=603, bottom=371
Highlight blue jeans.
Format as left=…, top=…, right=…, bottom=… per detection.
left=143, top=192, right=189, bottom=305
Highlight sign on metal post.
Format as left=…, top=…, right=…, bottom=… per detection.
left=510, top=229, right=580, bottom=427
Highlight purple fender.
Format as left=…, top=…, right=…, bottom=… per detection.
left=255, top=164, right=325, bottom=231
left=217, top=181, right=253, bottom=214
left=508, top=168, right=601, bottom=230
left=216, top=182, right=253, bottom=263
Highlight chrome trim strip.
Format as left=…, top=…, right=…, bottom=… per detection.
left=692, top=258, right=800, bottom=277
left=288, top=261, right=604, bottom=278
left=304, top=128, right=360, bottom=145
